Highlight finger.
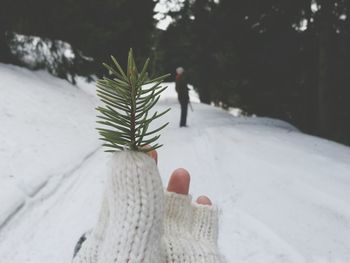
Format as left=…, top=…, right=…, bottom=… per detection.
left=101, top=151, right=164, bottom=261
left=143, top=145, right=158, bottom=164
left=164, top=191, right=192, bottom=235
left=196, top=195, right=212, bottom=206
left=147, top=149, right=158, bottom=164
left=191, top=203, right=218, bottom=242
left=167, top=168, right=190, bottom=195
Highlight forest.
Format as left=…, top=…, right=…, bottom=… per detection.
left=1, top=0, right=349, bottom=145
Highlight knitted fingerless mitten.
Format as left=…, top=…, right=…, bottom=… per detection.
left=164, top=192, right=223, bottom=262
left=73, top=151, right=223, bottom=263
left=73, top=151, right=164, bottom=262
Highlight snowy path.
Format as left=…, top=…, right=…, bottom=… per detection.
left=0, top=148, right=106, bottom=262
left=1, top=64, right=350, bottom=263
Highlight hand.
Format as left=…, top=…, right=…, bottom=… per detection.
left=148, top=148, right=212, bottom=205
left=73, top=150, right=223, bottom=263
left=152, top=150, right=222, bottom=262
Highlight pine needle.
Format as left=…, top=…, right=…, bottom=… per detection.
left=96, top=49, right=170, bottom=152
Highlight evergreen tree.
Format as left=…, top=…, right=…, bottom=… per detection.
left=155, top=0, right=350, bottom=145
left=1, top=0, right=157, bottom=78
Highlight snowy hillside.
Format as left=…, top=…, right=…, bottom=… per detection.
left=0, top=64, right=350, bottom=263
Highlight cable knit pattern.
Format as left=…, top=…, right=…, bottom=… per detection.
left=73, top=151, right=223, bottom=263
left=163, top=192, right=223, bottom=263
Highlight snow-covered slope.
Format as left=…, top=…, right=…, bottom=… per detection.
left=0, top=64, right=100, bottom=228
left=0, top=64, right=349, bottom=263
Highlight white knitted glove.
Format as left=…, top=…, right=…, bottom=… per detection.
left=73, top=151, right=223, bottom=263
left=164, top=192, right=223, bottom=262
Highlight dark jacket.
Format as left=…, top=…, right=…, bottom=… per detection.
left=175, top=73, right=189, bottom=103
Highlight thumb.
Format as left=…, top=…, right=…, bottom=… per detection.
left=106, top=151, right=164, bottom=262
left=74, top=151, right=164, bottom=263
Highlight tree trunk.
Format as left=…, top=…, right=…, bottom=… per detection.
left=0, top=28, right=14, bottom=64
left=317, top=0, right=333, bottom=136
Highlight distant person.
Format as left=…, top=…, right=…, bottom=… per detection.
left=175, top=67, right=190, bottom=127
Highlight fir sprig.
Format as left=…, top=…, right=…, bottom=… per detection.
left=96, top=49, right=170, bottom=153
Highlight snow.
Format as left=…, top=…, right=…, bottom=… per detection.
left=0, top=178, right=25, bottom=228
left=0, top=64, right=100, bottom=226
left=0, top=63, right=350, bottom=263
left=9, top=33, right=83, bottom=73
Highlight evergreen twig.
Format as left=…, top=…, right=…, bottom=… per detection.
left=96, top=49, right=170, bottom=153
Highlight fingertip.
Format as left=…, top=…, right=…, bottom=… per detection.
left=143, top=145, right=157, bottom=164
left=167, top=168, right=190, bottom=195
left=196, top=195, right=212, bottom=206
left=148, top=149, right=158, bottom=164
